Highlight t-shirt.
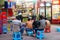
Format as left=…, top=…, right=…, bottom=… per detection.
left=12, top=20, right=21, bottom=32
left=38, top=19, right=46, bottom=29
left=12, top=20, right=21, bottom=25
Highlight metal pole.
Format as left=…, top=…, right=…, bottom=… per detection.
left=33, top=2, right=35, bottom=15
left=51, top=3, right=52, bottom=23
left=44, top=2, right=46, bottom=17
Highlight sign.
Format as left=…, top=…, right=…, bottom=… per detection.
left=8, top=0, right=11, bottom=2
left=52, top=0, right=59, bottom=5
left=59, top=0, right=60, bottom=4
left=41, top=0, right=52, bottom=2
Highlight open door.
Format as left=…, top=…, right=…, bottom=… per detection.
left=39, top=2, right=45, bottom=17
left=46, top=2, right=52, bottom=21
left=39, top=2, right=52, bottom=22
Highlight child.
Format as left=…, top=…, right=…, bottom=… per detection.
left=44, top=18, right=51, bottom=33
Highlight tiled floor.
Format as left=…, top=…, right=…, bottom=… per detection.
left=0, top=25, right=60, bottom=40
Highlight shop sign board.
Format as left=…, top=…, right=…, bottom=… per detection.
left=52, top=0, right=59, bottom=5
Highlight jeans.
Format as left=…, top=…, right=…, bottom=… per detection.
left=20, top=27, right=25, bottom=35
left=26, top=28, right=33, bottom=32
left=33, top=28, right=44, bottom=34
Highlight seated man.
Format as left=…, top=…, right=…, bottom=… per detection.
left=26, top=17, right=33, bottom=32
left=38, top=15, right=46, bottom=30
left=12, top=18, right=21, bottom=32
left=33, top=20, right=40, bottom=37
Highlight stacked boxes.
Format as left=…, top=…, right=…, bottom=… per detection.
left=0, top=13, right=2, bottom=34
left=0, top=23, right=2, bottom=34
left=2, top=12, right=7, bottom=34
left=2, top=24, right=7, bottom=34
left=13, top=32, right=22, bottom=40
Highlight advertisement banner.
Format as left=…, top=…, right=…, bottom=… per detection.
left=52, top=0, right=59, bottom=5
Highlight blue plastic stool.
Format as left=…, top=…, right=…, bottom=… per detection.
left=27, top=30, right=33, bottom=36
left=56, top=27, right=60, bottom=32
left=13, top=32, right=22, bottom=40
left=3, top=25, right=7, bottom=34
left=36, top=30, right=44, bottom=40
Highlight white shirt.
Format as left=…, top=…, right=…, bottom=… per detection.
left=12, top=20, right=21, bottom=25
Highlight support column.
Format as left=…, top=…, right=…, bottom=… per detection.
left=37, top=0, right=40, bottom=14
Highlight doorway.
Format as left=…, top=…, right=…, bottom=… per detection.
left=39, top=2, right=52, bottom=22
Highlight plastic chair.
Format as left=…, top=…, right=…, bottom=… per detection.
left=36, top=30, right=44, bottom=40
left=27, top=30, right=33, bottom=36
left=3, top=26, right=7, bottom=34
left=13, top=32, right=22, bottom=40
left=56, top=27, right=60, bottom=32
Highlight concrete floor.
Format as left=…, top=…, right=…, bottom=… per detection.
left=0, top=25, right=60, bottom=40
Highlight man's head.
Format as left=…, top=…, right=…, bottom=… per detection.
left=45, top=18, right=47, bottom=20
left=39, top=15, right=44, bottom=20
left=28, top=17, right=32, bottom=21
left=42, top=12, right=45, bottom=17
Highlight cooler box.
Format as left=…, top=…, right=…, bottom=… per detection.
left=3, top=24, right=7, bottom=34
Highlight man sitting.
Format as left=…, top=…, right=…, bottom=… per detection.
left=26, top=17, right=33, bottom=32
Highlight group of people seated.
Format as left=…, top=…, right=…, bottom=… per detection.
left=19, top=15, right=51, bottom=37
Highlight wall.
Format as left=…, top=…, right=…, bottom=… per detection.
left=0, top=0, right=4, bottom=5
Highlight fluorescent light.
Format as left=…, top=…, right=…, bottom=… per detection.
left=46, top=3, right=51, bottom=6
left=40, top=3, right=45, bottom=6
left=53, top=1, right=59, bottom=4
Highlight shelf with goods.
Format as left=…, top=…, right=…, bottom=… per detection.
left=46, top=6, right=51, bottom=21
left=52, top=0, right=60, bottom=24
left=52, top=5, right=60, bottom=24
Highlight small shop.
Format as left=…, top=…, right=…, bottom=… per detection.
left=52, top=0, right=60, bottom=24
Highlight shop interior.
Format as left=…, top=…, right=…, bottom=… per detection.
left=0, top=0, right=60, bottom=24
